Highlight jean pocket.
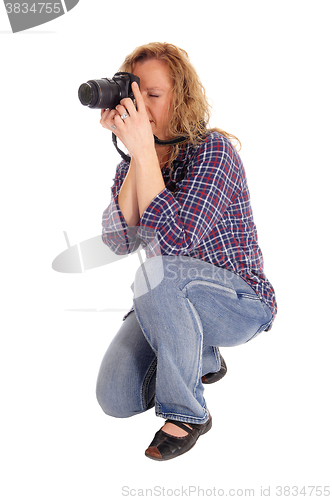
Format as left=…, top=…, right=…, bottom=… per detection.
left=237, top=292, right=261, bottom=301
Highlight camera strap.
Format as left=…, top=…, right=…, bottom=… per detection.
left=112, top=133, right=131, bottom=163
left=112, top=133, right=188, bottom=163
left=153, top=135, right=188, bottom=146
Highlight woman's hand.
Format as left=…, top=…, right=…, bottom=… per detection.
left=99, top=82, right=155, bottom=161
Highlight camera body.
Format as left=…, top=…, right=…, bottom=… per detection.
left=78, top=72, right=140, bottom=110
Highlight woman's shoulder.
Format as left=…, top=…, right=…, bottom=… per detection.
left=190, top=131, right=241, bottom=163
left=200, top=130, right=236, bottom=149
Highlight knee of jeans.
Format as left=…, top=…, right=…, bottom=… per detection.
left=96, top=383, right=135, bottom=418
left=96, top=370, right=144, bottom=419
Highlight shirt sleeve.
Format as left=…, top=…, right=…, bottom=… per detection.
left=138, top=134, right=241, bottom=255
left=102, top=160, right=140, bottom=255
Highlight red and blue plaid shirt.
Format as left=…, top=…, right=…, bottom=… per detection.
left=102, top=132, right=277, bottom=325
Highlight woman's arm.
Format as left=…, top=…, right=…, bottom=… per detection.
left=118, top=150, right=165, bottom=226
left=118, top=158, right=140, bottom=227
left=100, top=83, right=166, bottom=223
left=101, top=160, right=140, bottom=255
left=134, top=147, right=165, bottom=218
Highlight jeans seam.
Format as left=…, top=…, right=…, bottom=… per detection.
left=212, top=346, right=221, bottom=371
left=185, top=298, right=204, bottom=401
left=141, top=356, right=157, bottom=411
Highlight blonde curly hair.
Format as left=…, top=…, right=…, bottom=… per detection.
left=120, top=42, right=241, bottom=165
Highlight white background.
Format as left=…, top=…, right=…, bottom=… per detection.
left=1, top=1, right=331, bottom=498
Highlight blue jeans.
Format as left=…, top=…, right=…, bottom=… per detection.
left=96, top=256, right=273, bottom=425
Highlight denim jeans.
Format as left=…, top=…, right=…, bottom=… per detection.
left=96, top=256, right=273, bottom=425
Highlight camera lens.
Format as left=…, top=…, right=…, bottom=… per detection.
left=78, top=83, right=94, bottom=106
left=78, top=78, right=120, bottom=109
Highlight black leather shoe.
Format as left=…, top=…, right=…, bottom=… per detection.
left=145, top=415, right=212, bottom=461
left=201, top=351, right=227, bottom=384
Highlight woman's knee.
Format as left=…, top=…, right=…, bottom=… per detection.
left=95, top=310, right=156, bottom=417
left=95, top=354, right=155, bottom=418
left=96, top=373, right=138, bottom=418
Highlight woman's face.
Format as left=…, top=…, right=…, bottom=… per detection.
left=132, top=58, right=173, bottom=141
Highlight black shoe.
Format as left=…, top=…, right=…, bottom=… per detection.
left=145, top=415, right=212, bottom=461
left=202, top=351, right=227, bottom=384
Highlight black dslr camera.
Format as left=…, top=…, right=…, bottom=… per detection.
left=78, top=71, right=187, bottom=161
left=78, top=72, right=140, bottom=110
left=78, top=72, right=140, bottom=161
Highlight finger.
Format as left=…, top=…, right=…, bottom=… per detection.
left=100, top=109, right=109, bottom=122
left=113, top=113, right=126, bottom=127
left=131, top=81, right=144, bottom=111
left=115, top=104, right=129, bottom=118
left=100, top=108, right=111, bottom=119
left=100, top=109, right=117, bottom=128
left=119, top=97, right=136, bottom=115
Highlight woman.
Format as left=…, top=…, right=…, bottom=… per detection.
left=96, top=42, right=277, bottom=461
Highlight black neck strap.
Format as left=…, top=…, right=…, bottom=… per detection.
left=112, top=133, right=188, bottom=163
left=153, top=135, right=188, bottom=146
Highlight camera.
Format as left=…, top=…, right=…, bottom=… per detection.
left=78, top=72, right=140, bottom=110
left=78, top=71, right=187, bottom=162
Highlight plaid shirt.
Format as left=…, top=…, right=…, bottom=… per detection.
left=102, top=132, right=277, bottom=326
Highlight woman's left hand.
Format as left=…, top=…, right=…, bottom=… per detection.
left=100, top=82, right=155, bottom=160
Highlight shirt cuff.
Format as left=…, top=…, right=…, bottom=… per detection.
left=102, top=196, right=139, bottom=254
